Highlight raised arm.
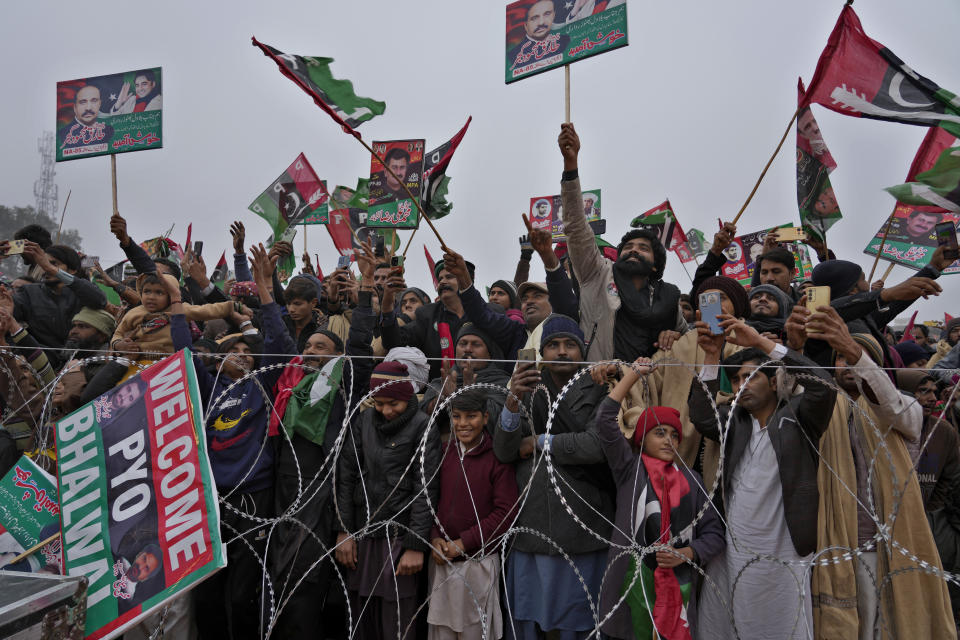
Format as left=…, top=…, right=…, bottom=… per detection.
left=111, top=212, right=156, bottom=275
left=557, top=123, right=605, bottom=289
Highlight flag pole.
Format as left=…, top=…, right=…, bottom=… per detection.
left=355, top=137, right=450, bottom=250
left=56, top=189, right=72, bottom=243
left=110, top=156, right=119, bottom=215
left=732, top=106, right=801, bottom=225
left=401, top=227, right=417, bottom=258
left=564, top=65, right=571, bottom=123
left=303, top=223, right=308, bottom=255
left=7, top=533, right=59, bottom=566
left=678, top=258, right=695, bottom=285
left=880, top=260, right=895, bottom=282
left=867, top=209, right=896, bottom=282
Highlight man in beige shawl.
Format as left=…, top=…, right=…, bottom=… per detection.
left=786, top=301, right=955, bottom=639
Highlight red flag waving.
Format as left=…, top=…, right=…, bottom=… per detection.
left=424, top=245, right=439, bottom=289
left=899, top=310, right=919, bottom=343
left=803, top=6, right=960, bottom=138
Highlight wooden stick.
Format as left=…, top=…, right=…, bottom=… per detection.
left=303, top=223, right=308, bottom=255
left=56, top=190, right=72, bottom=243
left=867, top=210, right=896, bottom=283
left=732, top=106, right=801, bottom=225
left=110, top=155, right=118, bottom=216
left=7, top=533, right=59, bottom=566
left=564, top=65, right=571, bottom=123
left=880, top=261, right=895, bottom=282
left=401, top=227, right=417, bottom=258
left=356, top=138, right=450, bottom=251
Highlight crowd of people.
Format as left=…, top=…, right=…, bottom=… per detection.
left=2, top=122, right=960, bottom=639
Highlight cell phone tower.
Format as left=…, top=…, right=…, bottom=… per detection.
left=33, top=131, right=59, bottom=217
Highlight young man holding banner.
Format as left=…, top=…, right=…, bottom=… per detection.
left=556, top=123, right=687, bottom=361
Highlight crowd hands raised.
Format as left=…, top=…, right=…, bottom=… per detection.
left=1, top=122, right=959, bottom=639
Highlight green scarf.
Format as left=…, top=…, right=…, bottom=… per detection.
left=281, top=357, right=345, bottom=446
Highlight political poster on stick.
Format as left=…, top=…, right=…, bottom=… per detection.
left=720, top=225, right=815, bottom=287
left=505, top=0, right=628, bottom=83
left=0, top=455, right=61, bottom=574
left=327, top=184, right=377, bottom=256
left=56, top=68, right=163, bottom=162
left=55, top=350, right=224, bottom=640
left=863, top=207, right=960, bottom=274
left=528, top=189, right=601, bottom=241
left=367, top=139, right=424, bottom=229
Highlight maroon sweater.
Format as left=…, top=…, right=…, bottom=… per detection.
left=431, top=434, right=519, bottom=554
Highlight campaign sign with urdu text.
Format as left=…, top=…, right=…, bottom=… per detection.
left=505, top=0, right=628, bottom=83
left=528, top=189, right=601, bottom=241
left=55, top=351, right=224, bottom=640
left=367, top=140, right=424, bottom=229
left=0, top=455, right=61, bottom=574
left=720, top=224, right=815, bottom=287
left=863, top=205, right=960, bottom=273
left=56, top=68, right=163, bottom=162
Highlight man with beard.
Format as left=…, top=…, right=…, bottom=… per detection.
left=557, top=123, right=686, bottom=361
left=440, top=223, right=578, bottom=361
left=421, top=322, right=511, bottom=436
left=57, top=84, right=114, bottom=155
left=169, top=245, right=289, bottom=640
left=793, top=306, right=954, bottom=638
left=690, top=314, right=835, bottom=639
left=64, top=307, right=116, bottom=359
left=6, top=241, right=106, bottom=365
left=495, top=314, right=613, bottom=639
left=746, top=283, right=794, bottom=343
left=381, top=257, right=471, bottom=380
left=267, top=239, right=378, bottom=637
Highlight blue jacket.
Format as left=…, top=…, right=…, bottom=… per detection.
left=171, top=301, right=289, bottom=493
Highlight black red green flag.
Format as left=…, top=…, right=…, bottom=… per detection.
left=211, top=252, right=228, bottom=284
left=803, top=6, right=960, bottom=138
left=422, top=116, right=472, bottom=219
left=252, top=38, right=385, bottom=140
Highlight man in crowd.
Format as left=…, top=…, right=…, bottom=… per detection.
left=690, top=312, right=835, bottom=638
left=746, top=283, right=794, bottom=343
left=495, top=314, right=612, bottom=639
left=557, top=122, right=686, bottom=361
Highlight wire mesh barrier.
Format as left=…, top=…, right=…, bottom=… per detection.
left=2, top=345, right=959, bottom=639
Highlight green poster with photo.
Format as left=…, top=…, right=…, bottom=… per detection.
left=56, top=68, right=163, bottom=162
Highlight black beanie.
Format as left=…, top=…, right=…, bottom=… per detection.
left=811, top=260, right=862, bottom=299
left=45, top=245, right=82, bottom=275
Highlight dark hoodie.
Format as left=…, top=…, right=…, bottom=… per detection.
left=746, top=283, right=795, bottom=339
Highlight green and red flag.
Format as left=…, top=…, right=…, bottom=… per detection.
left=885, top=145, right=960, bottom=213
left=211, top=252, right=228, bottom=284
left=797, top=79, right=843, bottom=241
left=252, top=38, right=385, bottom=140
left=56, top=351, right=224, bottom=639
left=248, top=153, right=329, bottom=234
left=631, top=200, right=686, bottom=250
left=803, top=5, right=960, bottom=138
left=681, top=228, right=708, bottom=262
left=422, top=116, right=472, bottom=219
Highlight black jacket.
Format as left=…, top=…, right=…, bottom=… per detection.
left=336, top=402, right=441, bottom=553
left=13, top=279, right=106, bottom=353
left=688, top=348, right=836, bottom=557
left=381, top=301, right=467, bottom=380
left=493, top=370, right=614, bottom=555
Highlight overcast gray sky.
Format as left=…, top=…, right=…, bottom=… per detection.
left=2, top=0, right=958, bottom=322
